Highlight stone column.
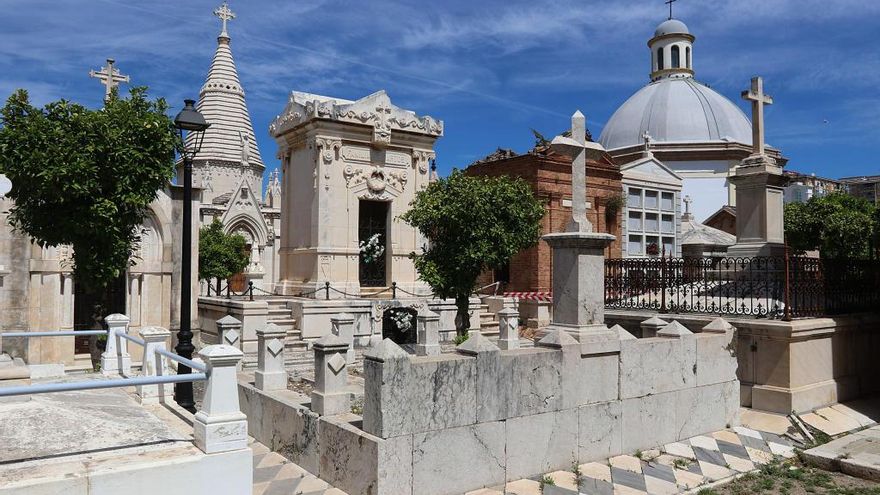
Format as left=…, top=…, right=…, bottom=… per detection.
left=311, top=334, right=350, bottom=416
left=415, top=310, right=441, bottom=356
left=101, top=313, right=131, bottom=376
left=331, top=313, right=356, bottom=364
left=255, top=323, right=287, bottom=391
left=497, top=307, right=520, bottom=350
left=136, top=326, right=171, bottom=404
left=216, top=315, right=243, bottom=350
left=543, top=232, right=618, bottom=353
left=194, top=345, right=248, bottom=454
left=640, top=315, right=669, bottom=338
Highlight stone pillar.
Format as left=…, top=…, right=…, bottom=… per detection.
left=415, top=310, right=441, bottom=356
left=497, top=307, right=520, bottom=350
left=543, top=232, right=618, bottom=353
left=640, top=315, right=669, bottom=338
left=311, top=334, right=350, bottom=416
left=216, top=315, right=243, bottom=350
left=255, top=323, right=287, bottom=391
left=727, top=155, right=787, bottom=258
left=101, top=313, right=131, bottom=376
left=136, top=326, right=171, bottom=404
left=331, top=313, right=356, bottom=364
left=193, top=345, right=248, bottom=454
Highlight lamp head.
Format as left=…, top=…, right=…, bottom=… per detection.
left=174, top=99, right=210, bottom=132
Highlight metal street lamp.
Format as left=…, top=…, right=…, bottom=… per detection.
left=173, top=99, right=210, bottom=412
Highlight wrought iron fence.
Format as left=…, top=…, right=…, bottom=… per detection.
left=605, top=255, right=880, bottom=319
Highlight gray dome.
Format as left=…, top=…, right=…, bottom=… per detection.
left=598, top=78, right=752, bottom=150
left=654, top=19, right=689, bottom=37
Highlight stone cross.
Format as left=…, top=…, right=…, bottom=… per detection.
left=89, top=59, right=130, bottom=102
left=551, top=111, right=592, bottom=233
left=665, top=0, right=678, bottom=19
left=683, top=195, right=692, bottom=219
left=214, top=2, right=235, bottom=37
left=741, top=76, right=773, bottom=157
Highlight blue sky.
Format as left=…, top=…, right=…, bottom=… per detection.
left=1, top=0, right=878, bottom=183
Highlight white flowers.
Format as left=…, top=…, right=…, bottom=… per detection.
left=359, top=233, right=385, bottom=264
left=390, top=311, right=413, bottom=333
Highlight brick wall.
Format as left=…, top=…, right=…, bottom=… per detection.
left=466, top=151, right=623, bottom=293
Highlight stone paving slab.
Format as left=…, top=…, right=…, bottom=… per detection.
left=491, top=426, right=796, bottom=495
left=803, top=425, right=880, bottom=476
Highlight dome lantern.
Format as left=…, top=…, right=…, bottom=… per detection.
left=648, top=19, right=695, bottom=81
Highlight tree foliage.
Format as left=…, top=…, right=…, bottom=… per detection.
left=401, top=170, right=545, bottom=335
left=0, top=87, right=178, bottom=289
left=784, top=192, right=877, bottom=259
left=198, top=219, right=249, bottom=284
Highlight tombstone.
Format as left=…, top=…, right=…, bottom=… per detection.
left=543, top=111, right=617, bottom=353
left=727, top=76, right=786, bottom=258
left=382, top=307, right=418, bottom=345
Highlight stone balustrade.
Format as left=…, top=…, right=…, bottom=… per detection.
left=255, top=323, right=287, bottom=391
left=101, top=313, right=132, bottom=376
left=136, top=326, right=171, bottom=404
left=311, top=333, right=350, bottom=416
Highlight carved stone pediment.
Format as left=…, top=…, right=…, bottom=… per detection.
left=270, top=90, right=444, bottom=143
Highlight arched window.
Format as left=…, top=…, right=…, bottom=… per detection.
left=686, top=47, right=691, bottom=68
left=671, top=45, right=681, bottom=68
left=657, top=47, right=664, bottom=70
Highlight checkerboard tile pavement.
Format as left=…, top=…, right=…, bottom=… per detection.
left=466, top=427, right=797, bottom=495
left=251, top=440, right=348, bottom=495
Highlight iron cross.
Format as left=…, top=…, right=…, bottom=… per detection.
left=665, top=0, right=678, bottom=20
left=89, top=58, right=130, bottom=102
left=214, top=2, right=236, bottom=36
left=741, top=76, right=773, bottom=156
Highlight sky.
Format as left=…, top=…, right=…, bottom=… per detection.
left=1, top=0, right=879, bottom=185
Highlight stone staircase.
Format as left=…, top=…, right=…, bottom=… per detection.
left=264, top=298, right=308, bottom=368
left=476, top=303, right=498, bottom=337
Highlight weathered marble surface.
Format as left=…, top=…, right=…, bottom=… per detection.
left=675, top=380, right=740, bottom=439
left=621, top=391, right=679, bottom=453
left=412, top=422, right=506, bottom=495
left=577, top=354, right=620, bottom=406
left=319, top=414, right=412, bottom=495
left=578, top=400, right=623, bottom=462
left=364, top=345, right=476, bottom=437
left=619, top=336, right=697, bottom=399
left=696, top=331, right=738, bottom=386
left=501, top=349, right=564, bottom=418
left=238, top=382, right=320, bottom=473
left=505, top=409, right=578, bottom=481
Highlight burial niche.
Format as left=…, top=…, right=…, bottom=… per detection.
left=382, top=307, right=418, bottom=345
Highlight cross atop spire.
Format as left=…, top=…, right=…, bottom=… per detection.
left=89, top=58, right=130, bottom=102
left=665, top=0, right=678, bottom=20
left=741, top=76, right=773, bottom=157
left=214, top=2, right=235, bottom=37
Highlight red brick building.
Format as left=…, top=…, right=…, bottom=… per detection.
left=465, top=147, right=623, bottom=293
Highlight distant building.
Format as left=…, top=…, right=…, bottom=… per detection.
left=839, top=175, right=880, bottom=205
left=783, top=170, right=843, bottom=204
left=465, top=143, right=623, bottom=293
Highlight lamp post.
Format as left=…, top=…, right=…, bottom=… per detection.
left=173, top=99, right=210, bottom=412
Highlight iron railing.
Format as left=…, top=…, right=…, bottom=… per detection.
left=605, top=254, right=880, bottom=319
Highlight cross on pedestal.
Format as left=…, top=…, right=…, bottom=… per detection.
left=742, top=76, right=773, bottom=157
left=551, top=111, right=603, bottom=233
left=214, top=2, right=236, bottom=37
left=89, top=58, right=130, bottom=102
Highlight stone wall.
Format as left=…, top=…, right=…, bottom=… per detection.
left=606, top=310, right=880, bottom=414
left=356, top=328, right=738, bottom=495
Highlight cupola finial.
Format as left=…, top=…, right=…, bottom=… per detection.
left=214, top=2, right=235, bottom=38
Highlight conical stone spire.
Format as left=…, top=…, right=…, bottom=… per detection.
left=186, top=2, right=264, bottom=200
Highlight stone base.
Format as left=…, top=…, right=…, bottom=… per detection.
left=415, top=343, right=441, bottom=356
left=100, top=354, right=131, bottom=377
left=726, top=242, right=786, bottom=258
left=311, top=390, right=350, bottom=416
left=193, top=415, right=248, bottom=454
left=538, top=323, right=621, bottom=355
left=255, top=370, right=288, bottom=391
left=751, top=377, right=860, bottom=415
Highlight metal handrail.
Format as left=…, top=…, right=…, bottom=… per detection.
left=0, top=372, right=206, bottom=398
left=156, top=347, right=206, bottom=372
left=1, top=330, right=107, bottom=338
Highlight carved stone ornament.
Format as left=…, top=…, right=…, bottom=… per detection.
left=413, top=150, right=434, bottom=174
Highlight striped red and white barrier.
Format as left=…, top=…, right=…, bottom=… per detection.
left=503, top=291, right=552, bottom=302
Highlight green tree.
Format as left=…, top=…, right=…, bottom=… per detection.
left=0, top=87, right=178, bottom=289
left=401, top=170, right=545, bottom=335
left=784, top=192, right=876, bottom=259
left=198, top=220, right=249, bottom=290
